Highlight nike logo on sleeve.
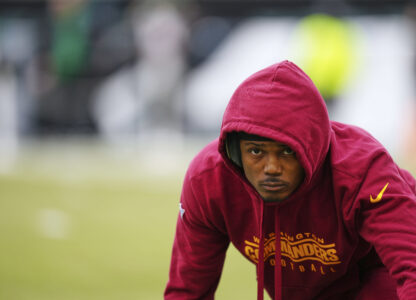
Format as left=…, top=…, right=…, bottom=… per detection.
left=370, top=182, right=389, bottom=203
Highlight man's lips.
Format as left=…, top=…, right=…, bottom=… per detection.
left=259, top=179, right=288, bottom=192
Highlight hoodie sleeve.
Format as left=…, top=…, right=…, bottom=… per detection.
left=354, top=152, right=416, bottom=299
left=164, top=172, right=230, bottom=299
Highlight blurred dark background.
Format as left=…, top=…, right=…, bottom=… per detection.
left=0, top=0, right=415, bottom=155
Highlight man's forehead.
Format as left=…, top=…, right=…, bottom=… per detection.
left=237, top=133, right=288, bottom=147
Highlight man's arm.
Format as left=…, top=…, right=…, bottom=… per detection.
left=354, top=154, right=416, bottom=299
left=164, top=175, right=230, bottom=299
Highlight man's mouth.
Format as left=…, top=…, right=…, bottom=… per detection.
left=259, top=179, right=288, bottom=192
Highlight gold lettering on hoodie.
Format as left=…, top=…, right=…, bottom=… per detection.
left=280, top=237, right=340, bottom=265
left=244, top=232, right=341, bottom=268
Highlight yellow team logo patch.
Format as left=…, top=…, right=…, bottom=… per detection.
left=370, top=182, right=389, bottom=203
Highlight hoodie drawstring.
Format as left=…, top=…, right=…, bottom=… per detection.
left=274, top=206, right=282, bottom=300
left=257, top=204, right=282, bottom=300
left=257, top=200, right=265, bottom=300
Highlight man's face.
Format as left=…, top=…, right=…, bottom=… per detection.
left=240, top=139, right=305, bottom=202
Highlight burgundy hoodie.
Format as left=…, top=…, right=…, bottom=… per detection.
left=165, top=61, right=416, bottom=299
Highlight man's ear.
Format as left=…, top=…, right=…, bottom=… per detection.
left=225, top=132, right=242, bottom=168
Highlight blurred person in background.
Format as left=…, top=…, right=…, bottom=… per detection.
left=290, top=13, right=358, bottom=112
left=0, top=6, right=39, bottom=170
left=0, top=28, right=19, bottom=172
left=165, top=61, right=416, bottom=300
left=34, top=0, right=134, bottom=134
left=35, top=0, right=94, bottom=134
left=91, top=0, right=188, bottom=142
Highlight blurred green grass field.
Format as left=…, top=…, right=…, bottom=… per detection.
left=0, top=138, right=259, bottom=300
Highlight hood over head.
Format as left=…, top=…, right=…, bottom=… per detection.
left=219, top=60, right=330, bottom=190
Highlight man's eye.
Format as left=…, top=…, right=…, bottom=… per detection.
left=283, top=148, right=294, bottom=155
left=250, top=148, right=262, bottom=155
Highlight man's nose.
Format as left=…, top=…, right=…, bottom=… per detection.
left=264, top=155, right=283, bottom=175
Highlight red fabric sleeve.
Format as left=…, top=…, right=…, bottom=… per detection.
left=164, top=174, right=230, bottom=299
left=355, top=154, right=416, bottom=300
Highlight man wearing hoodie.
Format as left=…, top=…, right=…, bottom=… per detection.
left=164, top=61, right=416, bottom=300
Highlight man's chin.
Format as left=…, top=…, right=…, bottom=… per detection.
left=261, top=194, right=286, bottom=202
left=258, top=186, right=291, bottom=202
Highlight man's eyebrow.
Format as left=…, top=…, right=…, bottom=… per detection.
left=242, top=141, right=266, bottom=146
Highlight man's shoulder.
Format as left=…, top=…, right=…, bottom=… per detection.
left=186, top=139, right=227, bottom=179
left=329, top=121, right=388, bottom=179
left=331, top=121, right=382, bottom=147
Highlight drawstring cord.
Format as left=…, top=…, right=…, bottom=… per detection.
left=257, top=204, right=282, bottom=300
left=274, top=206, right=282, bottom=300
left=257, top=201, right=265, bottom=300
left=257, top=203, right=282, bottom=300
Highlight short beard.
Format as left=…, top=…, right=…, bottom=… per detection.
left=262, top=195, right=286, bottom=202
